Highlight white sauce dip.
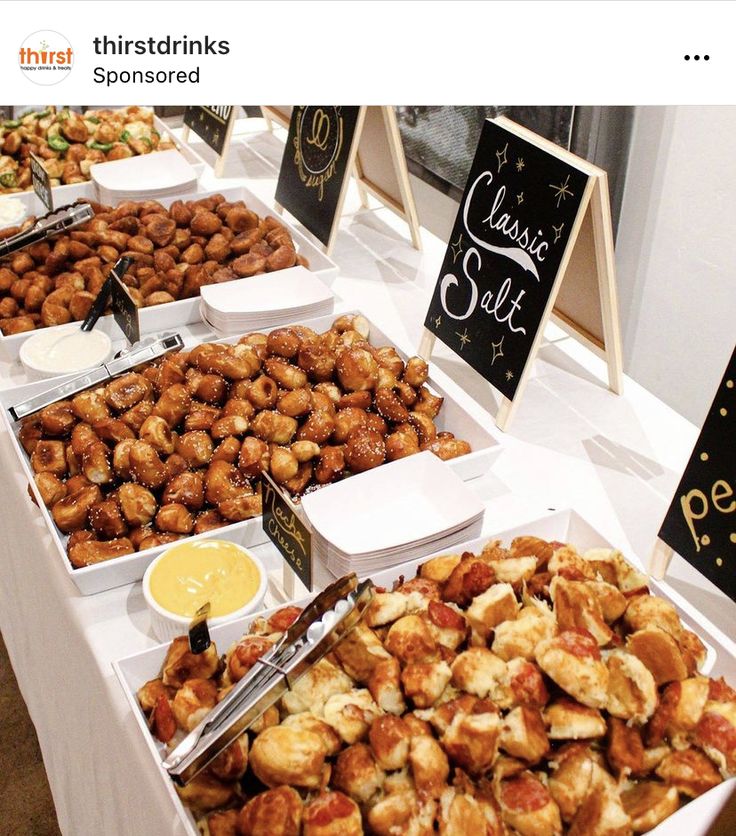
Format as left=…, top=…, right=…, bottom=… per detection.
left=0, top=198, right=27, bottom=227
left=20, top=324, right=112, bottom=377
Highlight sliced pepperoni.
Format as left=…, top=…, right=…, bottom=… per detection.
left=558, top=628, right=601, bottom=660
left=510, top=662, right=549, bottom=707
left=397, top=577, right=441, bottom=600
left=646, top=681, right=680, bottom=746
left=697, top=711, right=736, bottom=764
left=428, top=600, right=466, bottom=630
left=151, top=694, right=176, bottom=743
left=267, top=605, right=302, bottom=632
left=501, top=773, right=550, bottom=812
left=461, top=560, right=495, bottom=599
left=708, top=677, right=736, bottom=703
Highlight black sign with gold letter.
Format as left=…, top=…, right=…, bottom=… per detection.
left=424, top=119, right=589, bottom=400
left=658, top=346, right=736, bottom=600
left=183, top=106, right=234, bottom=156
left=30, top=152, right=53, bottom=212
left=275, top=106, right=362, bottom=247
left=262, top=472, right=312, bottom=589
left=111, top=270, right=140, bottom=345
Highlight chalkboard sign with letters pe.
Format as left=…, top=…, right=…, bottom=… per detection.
left=655, top=346, right=736, bottom=600
left=275, top=106, right=363, bottom=249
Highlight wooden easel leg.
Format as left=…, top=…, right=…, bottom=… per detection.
left=181, top=125, right=190, bottom=143
left=418, top=328, right=436, bottom=361
left=590, top=175, right=624, bottom=394
left=353, top=160, right=370, bottom=210
left=649, top=538, right=674, bottom=580
left=214, top=153, right=226, bottom=178
left=382, top=107, right=423, bottom=251
left=260, top=107, right=274, bottom=133
left=495, top=396, right=520, bottom=432
left=283, top=562, right=296, bottom=599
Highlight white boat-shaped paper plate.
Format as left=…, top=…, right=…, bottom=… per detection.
left=0, top=311, right=499, bottom=594
left=113, top=508, right=736, bottom=836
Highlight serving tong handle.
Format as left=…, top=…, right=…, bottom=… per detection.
left=0, top=202, right=94, bottom=258
left=163, top=575, right=375, bottom=785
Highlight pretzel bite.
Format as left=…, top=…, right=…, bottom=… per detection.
left=626, top=628, right=688, bottom=686
left=34, top=472, right=66, bottom=508
left=420, top=552, right=462, bottom=584
left=72, top=390, right=110, bottom=423
left=175, top=772, right=237, bottom=814
left=156, top=502, right=194, bottom=534
left=604, top=716, right=646, bottom=777
left=568, top=783, right=633, bottom=835
left=365, top=592, right=408, bottom=628
left=323, top=689, right=383, bottom=745
left=281, top=658, right=353, bottom=716
left=88, top=500, right=128, bottom=538
left=367, top=789, right=435, bottom=836
left=385, top=614, right=438, bottom=664
left=422, top=600, right=466, bottom=651
left=52, top=485, right=101, bottom=532
left=19, top=416, right=43, bottom=455
left=223, top=635, right=273, bottom=685
left=206, top=810, right=238, bottom=836
left=31, top=439, right=67, bottom=477
left=492, top=604, right=557, bottom=662
left=401, top=661, right=452, bottom=708
left=500, top=706, right=549, bottom=764
left=498, top=771, right=562, bottom=836
left=442, top=554, right=496, bottom=607
left=551, top=577, right=612, bottom=646
left=408, top=734, right=449, bottom=799
left=544, top=698, right=607, bottom=740
left=451, top=647, right=507, bottom=700
left=104, top=373, right=150, bottom=411
left=68, top=537, right=134, bottom=568
left=655, top=746, right=722, bottom=797
left=161, top=635, right=219, bottom=688
left=250, top=725, right=326, bottom=789
left=368, top=714, right=412, bottom=771
left=620, top=782, right=678, bottom=833
left=208, top=734, right=249, bottom=782
left=695, top=699, right=736, bottom=776
left=251, top=410, right=298, bottom=444
left=585, top=580, right=628, bottom=623
left=127, top=440, right=168, bottom=489
left=605, top=648, right=657, bottom=723
left=442, top=706, right=501, bottom=774
left=548, top=743, right=610, bottom=823
left=303, top=791, right=362, bottom=836
left=535, top=629, right=609, bottom=709
left=624, top=594, right=683, bottom=638
left=172, top=677, right=217, bottom=731
left=237, top=785, right=303, bottom=836
left=332, top=742, right=386, bottom=803
left=335, top=347, right=379, bottom=391
left=281, top=713, right=341, bottom=757
left=505, top=658, right=549, bottom=709
left=466, top=582, right=518, bottom=643
left=118, top=482, right=157, bottom=526
left=333, top=621, right=392, bottom=683
left=81, top=441, right=114, bottom=484
left=368, top=656, right=407, bottom=715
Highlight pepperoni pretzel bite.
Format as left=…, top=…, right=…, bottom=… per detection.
left=535, top=629, right=609, bottom=709
left=302, top=791, right=362, bottom=836
left=497, top=771, right=562, bottom=836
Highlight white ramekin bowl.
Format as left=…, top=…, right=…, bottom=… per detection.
left=142, top=540, right=268, bottom=644
left=19, top=323, right=113, bottom=380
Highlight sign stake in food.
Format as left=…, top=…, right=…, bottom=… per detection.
left=419, top=116, right=623, bottom=432
left=651, top=345, right=736, bottom=599
left=182, top=106, right=236, bottom=177
left=272, top=106, right=421, bottom=254
left=29, top=151, right=53, bottom=212
left=261, top=472, right=313, bottom=595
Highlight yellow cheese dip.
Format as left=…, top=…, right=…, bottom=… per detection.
left=148, top=540, right=262, bottom=618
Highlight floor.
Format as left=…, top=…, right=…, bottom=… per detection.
left=0, top=632, right=61, bottom=836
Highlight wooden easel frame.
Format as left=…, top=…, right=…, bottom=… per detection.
left=418, top=116, right=624, bottom=433
left=267, top=105, right=422, bottom=255
left=181, top=106, right=236, bottom=177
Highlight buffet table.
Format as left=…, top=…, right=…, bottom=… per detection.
left=0, top=120, right=734, bottom=835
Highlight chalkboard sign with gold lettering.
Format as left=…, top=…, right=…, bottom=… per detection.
left=424, top=119, right=590, bottom=401
left=658, top=347, right=736, bottom=600
left=183, top=106, right=234, bottom=156
left=262, top=472, right=312, bottom=590
left=275, top=106, right=362, bottom=248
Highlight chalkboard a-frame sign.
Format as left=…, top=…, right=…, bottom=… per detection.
left=420, top=116, right=623, bottom=432
left=650, top=346, right=736, bottom=600
left=182, top=106, right=236, bottom=176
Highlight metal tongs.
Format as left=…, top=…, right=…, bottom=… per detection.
left=8, top=333, right=185, bottom=421
left=0, top=202, right=94, bottom=258
left=163, top=574, right=375, bottom=786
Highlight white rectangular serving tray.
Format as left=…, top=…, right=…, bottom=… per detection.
left=0, top=183, right=338, bottom=363
left=0, top=311, right=498, bottom=594
left=113, top=508, right=736, bottom=836
left=0, top=115, right=206, bottom=219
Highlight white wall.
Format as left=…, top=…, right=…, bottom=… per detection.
left=616, top=106, right=736, bottom=426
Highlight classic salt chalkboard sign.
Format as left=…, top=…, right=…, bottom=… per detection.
left=655, top=346, right=736, bottom=599
left=110, top=265, right=140, bottom=345
left=275, top=106, right=363, bottom=249
left=30, top=151, right=53, bottom=212
left=262, top=472, right=313, bottom=590
left=424, top=118, right=590, bottom=401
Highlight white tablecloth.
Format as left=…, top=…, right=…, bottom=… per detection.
left=1, top=120, right=733, bottom=835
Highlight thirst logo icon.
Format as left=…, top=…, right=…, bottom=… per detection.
left=19, top=30, right=74, bottom=86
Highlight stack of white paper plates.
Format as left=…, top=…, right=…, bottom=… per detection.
left=91, top=150, right=198, bottom=203
left=199, top=266, right=334, bottom=335
left=301, top=452, right=485, bottom=577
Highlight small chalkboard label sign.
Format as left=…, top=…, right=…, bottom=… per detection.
left=183, top=106, right=234, bottom=156
left=656, top=346, right=736, bottom=600
left=111, top=267, right=140, bottom=346
left=424, top=119, right=590, bottom=401
left=275, top=106, right=363, bottom=249
left=262, top=472, right=313, bottom=590
left=30, top=152, right=53, bottom=212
